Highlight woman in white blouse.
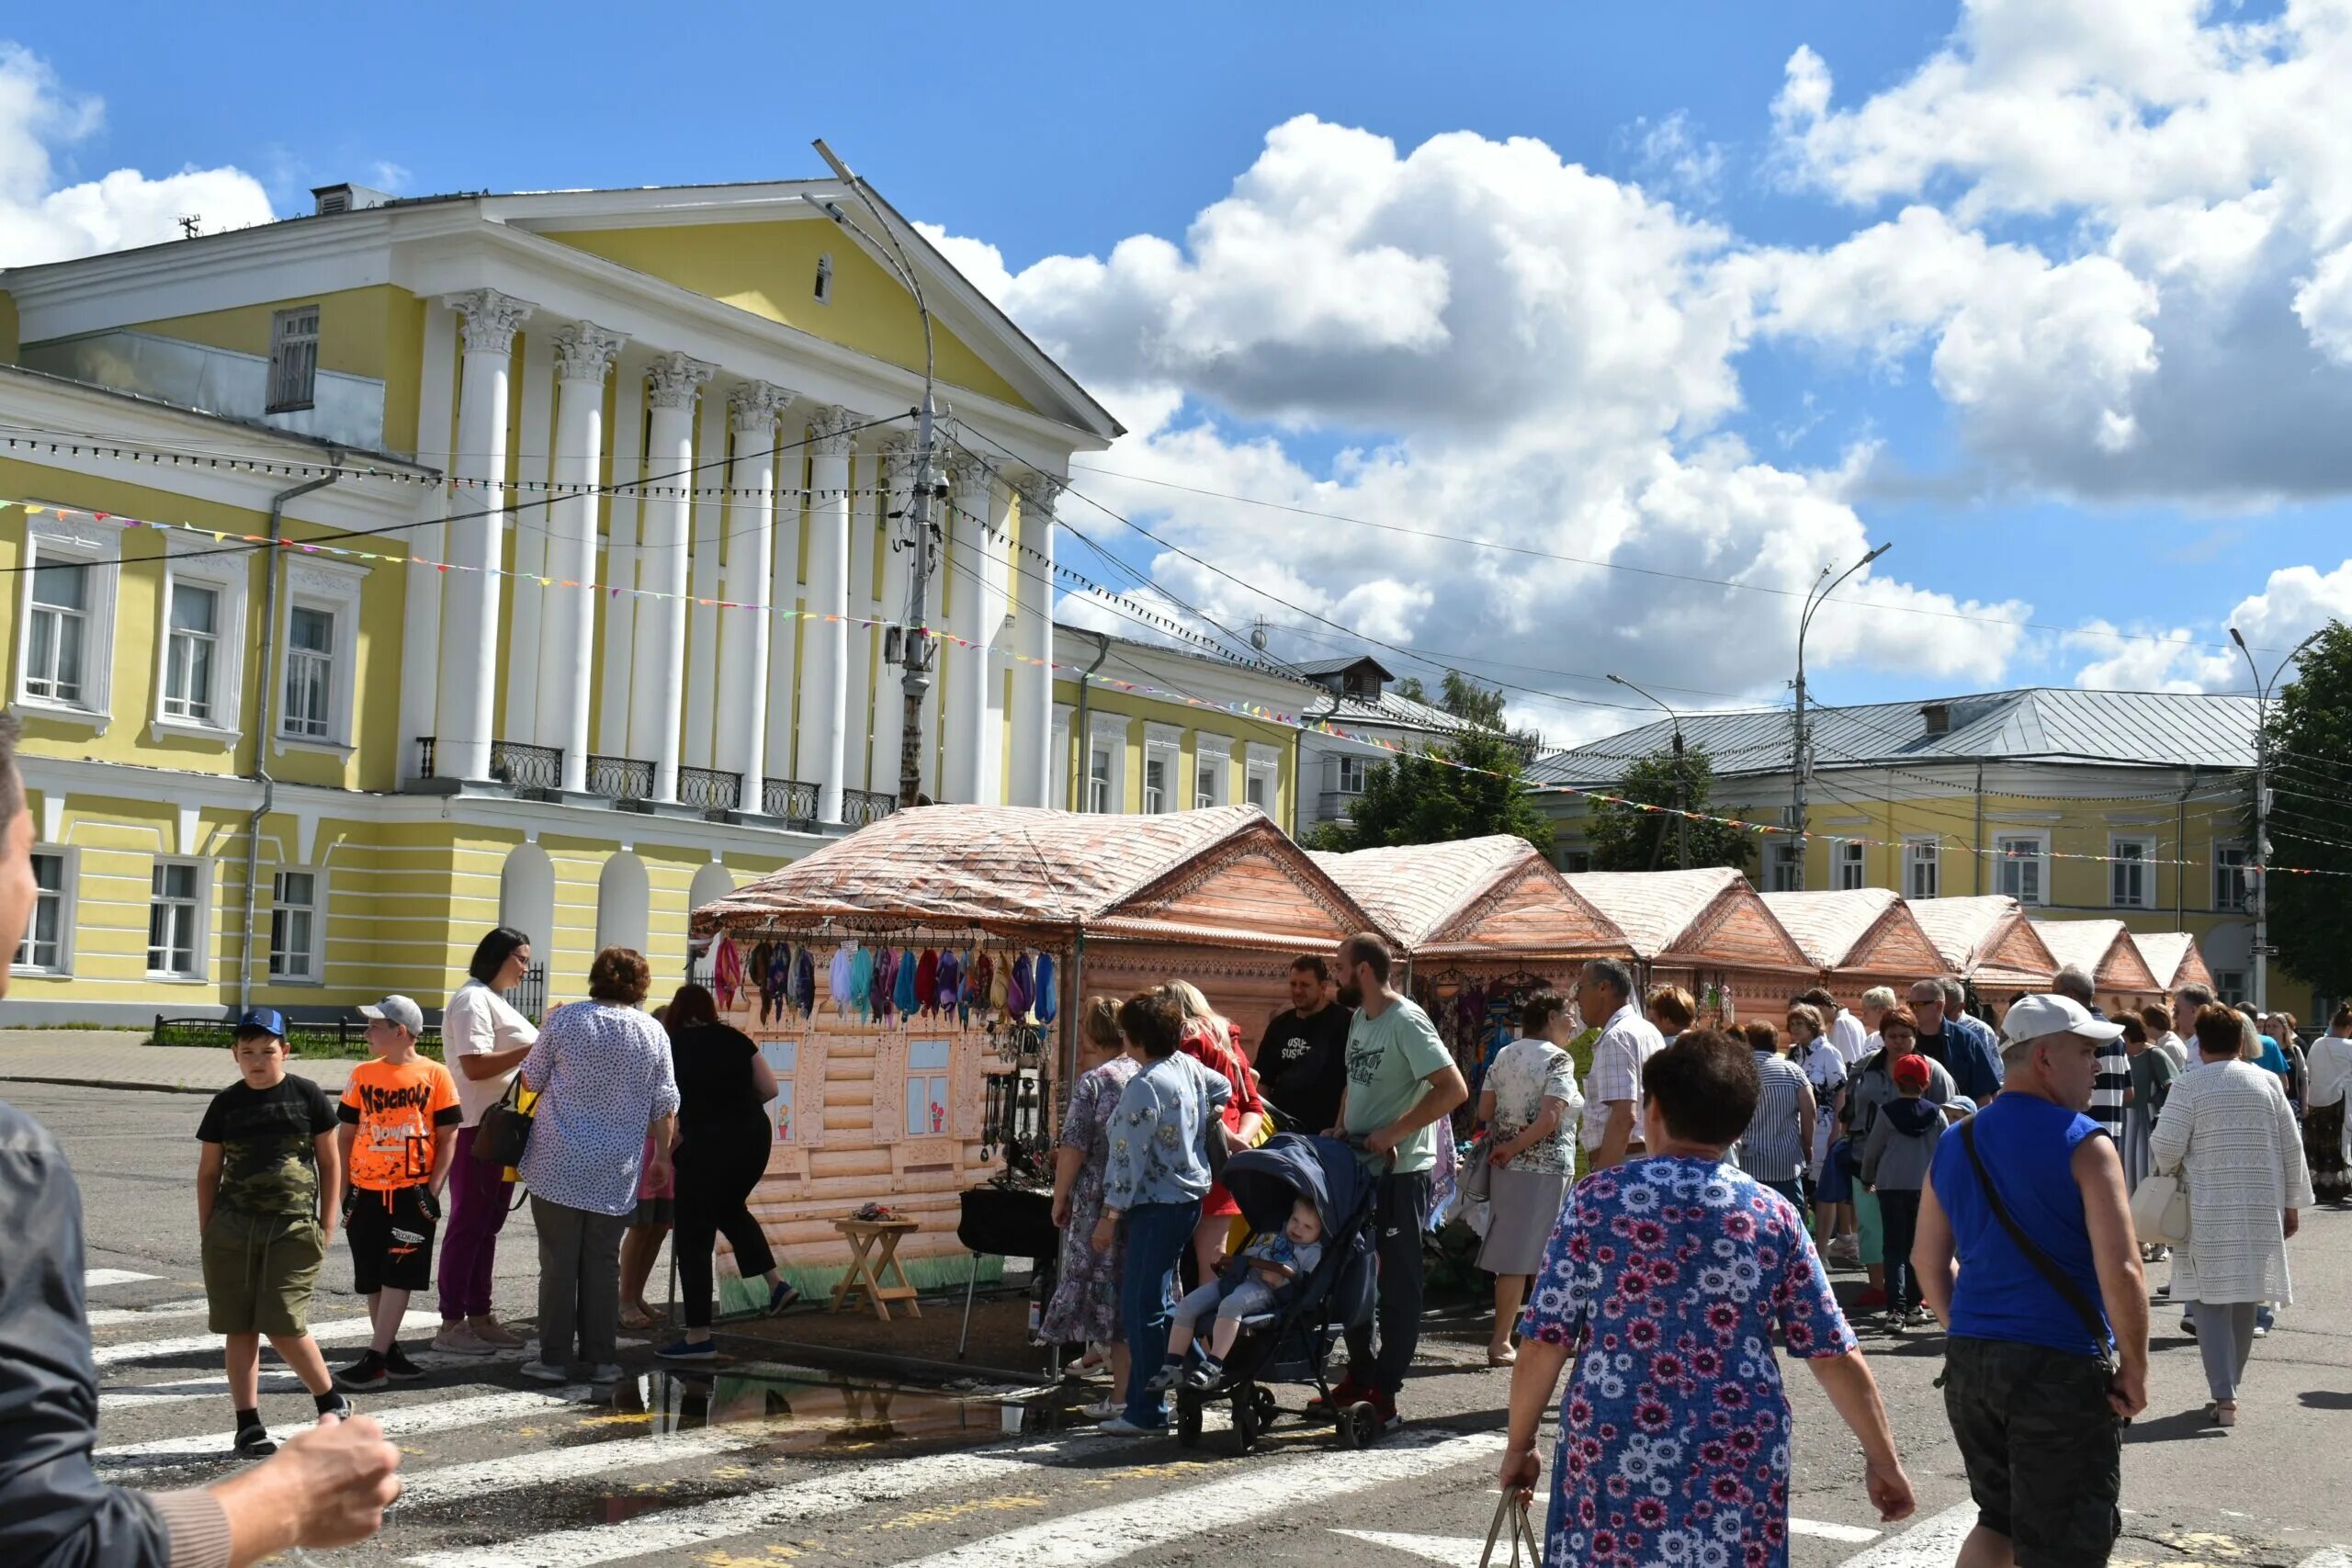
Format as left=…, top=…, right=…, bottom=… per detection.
left=2150, top=1003, right=2314, bottom=1428
left=434, top=927, right=539, bottom=1357
left=2305, top=1004, right=2352, bottom=1204
left=1474, top=991, right=1584, bottom=1367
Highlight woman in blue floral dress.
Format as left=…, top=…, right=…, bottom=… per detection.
left=1501, top=1029, right=1916, bottom=1568
left=1039, top=998, right=1139, bottom=1404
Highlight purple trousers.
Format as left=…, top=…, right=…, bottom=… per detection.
left=438, top=1125, right=514, bottom=1322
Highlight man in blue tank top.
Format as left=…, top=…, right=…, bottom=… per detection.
left=1913, top=994, right=2148, bottom=1568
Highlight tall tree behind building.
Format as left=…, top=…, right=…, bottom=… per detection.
left=1586, top=744, right=1757, bottom=873
left=2256, top=622, right=2352, bottom=999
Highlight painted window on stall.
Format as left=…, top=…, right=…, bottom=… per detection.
left=906, top=1039, right=951, bottom=1137
left=763, top=1040, right=798, bottom=1143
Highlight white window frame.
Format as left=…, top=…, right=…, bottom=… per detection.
left=12, top=511, right=119, bottom=730
left=147, top=858, right=210, bottom=980
left=1245, top=742, right=1279, bottom=815
left=2215, top=968, right=2248, bottom=1007
left=1836, top=840, right=1867, bottom=891
left=2213, top=840, right=2249, bottom=912
left=1335, top=753, right=1369, bottom=795
left=2109, top=835, right=2155, bottom=910
left=150, top=537, right=250, bottom=745
left=16, top=846, right=75, bottom=975
left=1768, top=839, right=1803, bottom=893
left=1905, top=837, right=1940, bottom=899
left=1143, top=725, right=1181, bottom=816
left=1193, top=734, right=1231, bottom=810
left=267, top=866, right=324, bottom=984
left=267, top=303, right=321, bottom=413
left=763, top=1039, right=799, bottom=1143
left=905, top=1037, right=953, bottom=1138
left=275, top=558, right=367, bottom=754
left=1995, top=831, right=2050, bottom=906
left=1087, top=714, right=1129, bottom=815
left=1050, top=705, right=1072, bottom=810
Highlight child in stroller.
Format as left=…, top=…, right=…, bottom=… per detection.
left=1148, top=1199, right=1325, bottom=1392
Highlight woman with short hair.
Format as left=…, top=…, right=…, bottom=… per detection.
left=1474, top=991, right=1585, bottom=1367
left=1646, top=985, right=1696, bottom=1044
left=1501, top=1030, right=1916, bottom=1564
left=434, top=927, right=538, bottom=1357
left=515, top=947, right=679, bottom=1385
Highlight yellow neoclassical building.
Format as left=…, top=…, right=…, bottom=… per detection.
left=0, top=176, right=1329, bottom=1024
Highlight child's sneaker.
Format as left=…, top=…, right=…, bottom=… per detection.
left=1143, top=1359, right=1185, bottom=1393
left=383, top=1346, right=427, bottom=1382
left=316, top=1393, right=356, bottom=1423
left=335, top=1350, right=388, bottom=1392
left=1183, top=1358, right=1223, bottom=1391
left=233, top=1420, right=278, bottom=1458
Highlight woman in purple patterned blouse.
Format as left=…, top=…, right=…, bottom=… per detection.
left=1500, top=1030, right=1915, bottom=1568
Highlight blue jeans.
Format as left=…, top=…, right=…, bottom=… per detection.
left=1117, top=1199, right=1201, bottom=1427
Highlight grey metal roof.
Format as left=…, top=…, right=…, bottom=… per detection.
left=1292, top=654, right=1396, bottom=681
left=1527, top=687, right=2261, bottom=786
left=1051, top=623, right=1479, bottom=738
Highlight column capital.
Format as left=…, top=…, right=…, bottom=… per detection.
left=552, top=321, right=627, bottom=384
left=729, top=380, right=796, bottom=436
left=1020, top=470, right=1067, bottom=516
left=644, top=351, right=717, bottom=411
left=445, top=288, right=533, bottom=355
left=808, top=404, right=860, bottom=457
left=880, top=432, right=922, bottom=487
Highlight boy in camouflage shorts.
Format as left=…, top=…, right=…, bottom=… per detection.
left=195, top=1009, right=353, bottom=1455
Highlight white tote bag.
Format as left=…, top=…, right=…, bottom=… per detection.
left=2130, top=1168, right=2191, bottom=1247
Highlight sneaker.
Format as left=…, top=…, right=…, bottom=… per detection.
left=383, top=1346, right=427, bottom=1382
left=1826, top=1237, right=1861, bottom=1265
left=1184, top=1359, right=1222, bottom=1391
left=2253, top=1321, right=2270, bottom=1338
left=1852, top=1287, right=1889, bottom=1311
left=233, top=1423, right=277, bottom=1458
left=468, top=1315, right=526, bottom=1349
left=1096, top=1415, right=1163, bottom=1436
left=316, top=1393, right=356, bottom=1423
left=766, top=1280, right=800, bottom=1316
left=1143, top=1360, right=1185, bottom=1393
left=334, top=1351, right=388, bottom=1393
left=1081, top=1395, right=1121, bottom=1418
left=658, top=1338, right=718, bottom=1360
left=587, top=1363, right=626, bottom=1383
left=1883, top=1312, right=1907, bottom=1336
left=517, top=1359, right=570, bottom=1384
left=434, top=1323, right=495, bottom=1357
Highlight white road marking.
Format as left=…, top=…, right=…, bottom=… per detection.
left=99, top=1371, right=311, bottom=1413
left=401, top=1434, right=1118, bottom=1568
left=85, top=1269, right=161, bottom=1288
left=891, top=1429, right=1507, bottom=1568
left=2298, top=1551, right=2352, bottom=1568
left=89, top=1310, right=436, bottom=1367
left=1791, top=1517, right=1884, bottom=1544
left=395, top=1425, right=771, bottom=1508
left=1837, top=1502, right=1979, bottom=1567
left=86, top=1298, right=212, bottom=1327
left=95, top=1387, right=591, bottom=1480
left=1332, top=1529, right=1484, bottom=1567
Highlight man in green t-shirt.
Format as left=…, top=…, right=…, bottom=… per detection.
left=1322, top=931, right=1466, bottom=1426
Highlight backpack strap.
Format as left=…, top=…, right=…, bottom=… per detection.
left=1957, top=1120, right=2110, bottom=1356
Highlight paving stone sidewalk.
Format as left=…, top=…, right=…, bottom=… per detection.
left=0, top=1031, right=356, bottom=1094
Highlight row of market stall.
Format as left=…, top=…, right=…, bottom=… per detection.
left=685, top=804, right=2217, bottom=1290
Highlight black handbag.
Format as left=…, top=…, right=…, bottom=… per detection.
left=473, top=1076, right=533, bottom=1168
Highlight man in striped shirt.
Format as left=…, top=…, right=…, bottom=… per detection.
left=2057, top=965, right=2130, bottom=1143
left=1736, top=1021, right=1818, bottom=1210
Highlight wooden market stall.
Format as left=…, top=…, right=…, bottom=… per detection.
left=1563, top=867, right=1817, bottom=1021
left=1759, top=888, right=1944, bottom=1006
left=689, top=804, right=1377, bottom=1294
left=2132, top=931, right=2215, bottom=998
left=1907, top=895, right=2058, bottom=1002
left=2030, top=919, right=2165, bottom=1015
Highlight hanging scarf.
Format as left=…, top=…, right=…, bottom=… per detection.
left=851, top=944, right=875, bottom=1023
left=763, top=943, right=790, bottom=1026
left=1008, top=952, right=1035, bottom=1022
left=712, top=935, right=745, bottom=1012
left=956, top=951, right=977, bottom=1028
left=874, top=944, right=897, bottom=1021
left=914, top=949, right=940, bottom=1018
left=894, top=946, right=920, bottom=1019
left=984, top=951, right=1007, bottom=1015
left=794, top=944, right=817, bottom=1018
left=935, top=948, right=963, bottom=1020
left=829, top=945, right=854, bottom=1018
left=1035, top=953, right=1057, bottom=1027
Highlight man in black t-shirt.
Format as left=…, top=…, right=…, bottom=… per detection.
left=1257, top=955, right=1353, bottom=1134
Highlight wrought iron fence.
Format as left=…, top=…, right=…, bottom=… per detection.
left=763, top=777, right=819, bottom=822
left=677, top=765, right=741, bottom=817
left=585, top=753, right=655, bottom=803
left=503, top=963, right=547, bottom=1024
left=491, top=739, right=563, bottom=794
left=842, top=787, right=899, bottom=828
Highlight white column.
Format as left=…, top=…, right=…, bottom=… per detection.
left=843, top=446, right=878, bottom=792
left=398, top=298, right=458, bottom=784
left=596, top=356, right=645, bottom=753
left=503, top=329, right=555, bottom=745
left=540, top=322, right=624, bottom=792
left=721, top=382, right=792, bottom=809
left=435, top=288, right=531, bottom=782
left=797, top=406, right=856, bottom=823
left=942, top=459, right=996, bottom=804
left=871, top=435, right=914, bottom=798
left=631, top=352, right=713, bottom=802
left=763, top=432, right=805, bottom=787
left=684, top=389, right=727, bottom=769
left=1010, top=472, right=1062, bottom=807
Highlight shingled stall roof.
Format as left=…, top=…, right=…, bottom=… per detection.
left=2132, top=931, right=2214, bottom=995
left=1907, top=896, right=2059, bottom=994
left=1564, top=868, right=1812, bottom=980
left=1309, top=837, right=1628, bottom=963
left=2030, top=919, right=2165, bottom=1001
left=1759, top=888, right=1943, bottom=987
left=693, top=803, right=1374, bottom=951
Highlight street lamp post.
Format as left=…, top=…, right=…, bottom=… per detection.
left=2229, top=624, right=2325, bottom=1011
left=1608, top=673, right=1689, bottom=871
left=1792, top=544, right=1890, bottom=891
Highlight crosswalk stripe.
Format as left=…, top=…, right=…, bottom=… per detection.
left=400, top=1434, right=1116, bottom=1568
left=86, top=1298, right=212, bottom=1327
left=95, top=1387, right=593, bottom=1480
left=85, top=1269, right=161, bottom=1288
left=890, top=1429, right=1506, bottom=1568
left=1791, top=1518, right=1884, bottom=1544
left=99, top=1371, right=311, bottom=1413
left=1331, top=1529, right=1482, bottom=1567
left=89, top=1310, right=437, bottom=1367
left=395, top=1425, right=769, bottom=1509
left=2298, top=1552, right=2352, bottom=1568
left=1838, top=1502, right=1978, bottom=1566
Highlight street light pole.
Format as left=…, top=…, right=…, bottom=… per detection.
left=808, top=140, right=940, bottom=810
left=1608, top=673, right=1689, bottom=871
left=1792, top=543, right=1890, bottom=891
left=2229, top=624, right=2325, bottom=1011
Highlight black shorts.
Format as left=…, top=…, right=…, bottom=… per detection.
left=347, top=1184, right=439, bottom=1295
left=1942, top=1337, right=2121, bottom=1567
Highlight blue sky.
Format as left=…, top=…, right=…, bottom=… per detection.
left=8, top=1, right=2352, bottom=742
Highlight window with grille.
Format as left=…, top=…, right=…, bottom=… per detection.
left=148, top=862, right=202, bottom=976
left=1906, top=840, right=1939, bottom=899
left=1088, top=745, right=1113, bottom=813
left=26, top=560, right=89, bottom=705
left=1996, top=835, right=2047, bottom=905
left=17, top=852, right=65, bottom=971
left=269, top=870, right=317, bottom=980
left=1836, top=840, right=1866, bottom=891
left=906, top=1038, right=951, bottom=1137
left=161, top=582, right=220, bottom=722
left=2109, top=838, right=2154, bottom=908
left=283, top=605, right=334, bottom=738
left=2213, top=843, right=2249, bottom=911
left=267, top=305, right=320, bottom=412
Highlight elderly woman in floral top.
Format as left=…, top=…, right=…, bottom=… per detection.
left=1040, top=998, right=1139, bottom=1409
left=1501, top=1030, right=1915, bottom=1568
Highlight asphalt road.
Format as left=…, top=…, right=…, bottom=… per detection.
left=17, top=1079, right=2352, bottom=1567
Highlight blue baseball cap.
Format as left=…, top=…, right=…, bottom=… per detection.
left=234, top=1007, right=289, bottom=1040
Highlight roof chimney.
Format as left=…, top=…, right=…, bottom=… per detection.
left=1921, top=702, right=1951, bottom=738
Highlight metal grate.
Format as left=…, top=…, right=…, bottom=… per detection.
left=842, top=787, right=899, bottom=827
left=677, top=765, right=741, bottom=818
left=503, top=964, right=547, bottom=1025
left=763, top=777, right=819, bottom=822
left=491, top=739, right=563, bottom=795
left=586, top=753, right=655, bottom=803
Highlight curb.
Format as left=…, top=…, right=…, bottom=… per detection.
left=0, top=1074, right=217, bottom=1096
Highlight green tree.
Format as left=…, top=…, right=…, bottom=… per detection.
left=1307, top=728, right=1555, bottom=853
left=2255, top=620, right=2352, bottom=998
left=1585, top=744, right=1757, bottom=874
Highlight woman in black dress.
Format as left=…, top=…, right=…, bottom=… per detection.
left=655, top=984, right=797, bottom=1359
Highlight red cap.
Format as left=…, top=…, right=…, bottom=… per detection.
left=1892, top=1054, right=1933, bottom=1091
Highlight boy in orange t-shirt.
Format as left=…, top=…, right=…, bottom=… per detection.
left=334, top=996, right=460, bottom=1391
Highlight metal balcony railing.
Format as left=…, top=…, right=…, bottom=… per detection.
left=842, top=787, right=899, bottom=828
left=585, top=754, right=655, bottom=804
left=491, top=739, right=563, bottom=795
left=676, top=765, right=741, bottom=818
left=763, top=777, right=820, bottom=823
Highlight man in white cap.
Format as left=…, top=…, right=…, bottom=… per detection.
left=1911, top=994, right=2147, bottom=1568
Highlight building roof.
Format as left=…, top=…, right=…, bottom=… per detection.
left=1758, top=889, right=1942, bottom=978
left=1310, top=837, right=1625, bottom=958
left=1907, top=896, right=2059, bottom=990
left=1563, top=868, right=1811, bottom=974
left=1293, top=655, right=1396, bottom=682
left=2132, top=931, right=2213, bottom=994
left=693, top=803, right=1373, bottom=949
left=2030, top=919, right=2165, bottom=998
left=1060, top=623, right=1478, bottom=739
left=1529, top=687, right=2261, bottom=787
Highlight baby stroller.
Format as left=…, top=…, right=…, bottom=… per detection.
left=1173, top=1133, right=1381, bottom=1453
